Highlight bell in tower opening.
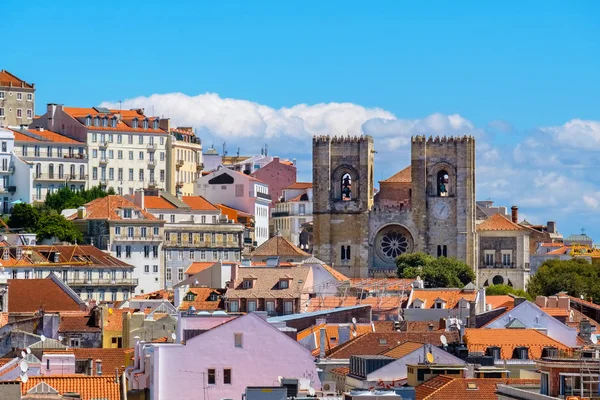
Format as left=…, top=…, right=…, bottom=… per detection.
left=341, top=173, right=352, bottom=201
left=437, top=170, right=449, bottom=197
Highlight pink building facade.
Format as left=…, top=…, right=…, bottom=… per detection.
left=127, top=312, right=320, bottom=399
left=252, top=157, right=297, bottom=205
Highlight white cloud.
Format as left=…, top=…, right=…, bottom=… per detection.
left=540, top=119, right=600, bottom=148
left=583, top=195, right=599, bottom=209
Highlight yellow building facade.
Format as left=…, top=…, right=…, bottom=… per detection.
left=166, top=127, right=203, bottom=196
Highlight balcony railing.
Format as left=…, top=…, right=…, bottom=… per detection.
left=0, top=166, right=14, bottom=174
left=64, top=154, right=87, bottom=160
left=0, top=186, right=16, bottom=193
left=99, top=157, right=108, bottom=164
left=67, top=278, right=138, bottom=287
left=148, top=159, right=156, bottom=168
left=99, top=179, right=109, bottom=186
left=480, top=262, right=517, bottom=269
left=164, top=240, right=240, bottom=248
left=148, top=179, right=157, bottom=187
left=65, top=174, right=88, bottom=181
left=114, top=234, right=163, bottom=241
left=35, top=173, right=66, bottom=181
left=256, top=192, right=271, bottom=201
left=99, top=141, right=109, bottom=148
left=271, top=211, right=289, bottom=218
left=147, top=143, right=157, bottom=150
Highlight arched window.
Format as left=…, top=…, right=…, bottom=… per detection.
left=143, top=119, right=148, bottom=129
left=346, top=246, right=351, bottom=260
left=58, top=164, right=64, bottom=179
left=153, top=119, right=159, bottom=129
left=93, top=117, right=100, bottom=127
left=102, top=117, right=108, bottom=127
left=341, top=246, right=346, bottom=260
left=79, top=165, right=85, bottom=179
left=111, top=117, right=117, bottom=128
left=437, top=170, right=449, bottom=196
left=132, top=118, right=138, bottom=129
left=35, top=163, right=41, bottom=178
left=70, top=164, right=75, bottom=177
left=443, top=245, right=447, bottom=257
left=341, top=173, right=352, bottom=201
left=49, top=164, right=54, bottom=178
left=437, top=245, right=442, bottom=257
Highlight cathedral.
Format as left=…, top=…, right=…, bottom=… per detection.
left=312, top=135, right=477, bottom=279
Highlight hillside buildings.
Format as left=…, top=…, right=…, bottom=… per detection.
left=272, top=182, right=313, bottom=250
left=166, top=127, right=203, bottom=196
left=0, top=70, right=35, bottom=128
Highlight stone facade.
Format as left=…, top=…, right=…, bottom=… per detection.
left=477, top=232, right=530, bottom=290
left=313, top=135, right=477, bottom=278
left=0, top=70, right=35, bottom=128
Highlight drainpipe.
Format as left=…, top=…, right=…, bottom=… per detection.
left=319, top=328, right=327, bottom=359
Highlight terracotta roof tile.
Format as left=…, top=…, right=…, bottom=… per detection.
left=62, top=107, right=167, bottom=135
left=546, top=246, right=570, bottom=255
left=0, top=70, right=33, bottom=88
left=71, top=348, right=133, bottom=375
left=21, top=375, right=120, bottom=400
left=144, top=196, right=176, bottom=209
left=417, top=377, right=541, bottom=400
left=382, top=341, right=425, bottom=358
left=226, top=266, right=310, bottom=299
left=381, top=165, right=412, bottom=183
left=181, top=196, right=219, bottom=211
left=7, top=278, right=82, bottom=313
left=325, top=332, right=458, bottom=359
left=250, top=235, right=311, bottom=258
left=178, top=287, right=225, bottom=311
left=69, top=195, right=157, bottom=221
left=131, top=289, right=173, bottom=301
left=330, top=366, right=350, bottom=376
left=486, top=295, right=514, bottom=310
left=409, top=289, right=477, bottom=309
left=0, top=245, right=132, bottom=269
left=477, top=213, right=527, bottom=231
left=10, top=128, right=84, bottom=144
left=59, top=312, right=101, bottom=333
left=318, top=264, right=350, bottom=282
left=404, top=321, right=444, bottom=331
left=542, top=308, right=570, bottom=318
left=463, top=328, right=572, bottom=359
left=185, top=262, right=217, bottom=276
left=104, top=309, right=127, bottom=332
left=306, top=296, right=406, bottom=312
left=285, top=182, right=313, bottom=190
left=348, top=278, right=413, bottom=292
left=287, top=191, right=310, bottom=203
left=298, top=323, right=373, bottom=353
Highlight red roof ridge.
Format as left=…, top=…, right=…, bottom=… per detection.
left=477, top=213, right=527, bottom=232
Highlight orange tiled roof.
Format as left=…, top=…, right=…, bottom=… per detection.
left=131, top=289, right=173, bottom=301
left=404, top=321, right=445, bottom=331
left=21, top=375, right=120, bottom=400
left=59, top=312, right=100, bottom=333
left=486, top=295, right=514, bottom=310
left=0, top=245, right=132, bottom=269
left=348, top=278, right=413, bottom=292
left=381, top=165, right=412, bottom=183
left=7, top=279, right=82, bottom=313
left=330, top=366, right=349, bottom=376
left=319, top=263, right=350, bottom=282
left=69, top=195, right=157, bottom=221
left=463, top=328, right=572, bottom=359
left=416, top=376, right=541, bottom=400
left=170, top=127, right=194, bottom=136
left=410, top=289, right=477, bottom=309
left=543, top=308, right=570, bottom=318
left=10, top=128, right=84, bottom=144
left=285, top=182, right=313, bottom=190
left=541, top=243, right=563, bottom=247
left=287, top=191, right=310, bottom=203
left=298, top=323, right=373, bottom=354
left=306, top=296, right=406, bottom=312
left=181, top=196, right=219, bottom=211
left=178, top=288, right=225, bottom=311
left=144, top=196, right=176, bottom=209
left=185, top=262, right=217, bottom=275
left=216, top=204, right=252, bottom=222
left=72, top=348, right=133, bottom=375
left=477, top=213, right=527, bottom=232
left=382, top=341, right=425, bottom=358
left=250, top=235, right=311, bottom=258
left=62, top=106, right=167, bottom=134
left=546, top=246, right=570, bottom=255
left=0, top=70, right=33, bottom=88
left=104, top=309, right=128, bottom=332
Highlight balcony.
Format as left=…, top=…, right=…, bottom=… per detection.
left=67, top=278, right=138, bottom=287
left=65, top=174, right=88, bottom=181
left=99, top=157, right=108, bottom=164
left=176, top=181, right=184, bottom=188
left=99, top=141, right=109, bottom=149
left=99, top=179, right=109, bottom=186
left=147, top=143, right=157, bottom=151
left=256, top=192, right=271, bottom=201
left=196, top=163, right=204, bottom=172
left=35, top=173, right=66, bottom=181
left=480, top=262, right=517, bottom=269
left=64, top=154, right=87, bottom=160
left=113, top=234, right=163, bottom=242
left=271, top=211, right=289, bottom=218
left=0, top=166, right=14, bottom=174
left=176, top=159, right=184, bottom=169
left=148, top=159, right=156, bottom=168
left=0, top=186, right=16, bottom=193
left=148, top=179, right=158, bottom=188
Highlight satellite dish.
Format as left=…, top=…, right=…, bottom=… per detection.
left=308, top=387, right=316, bottom=396
left=20, top=351, right=26, bottom=358
left=171, top=333, right=177, bottom=341
left=352, top=331, right=358, bottom=338
left=592, top=335, right=598, bottom=345
left=40, top=335, right=46, bottom=342
left=426, top=352, right=434, bottom=363
left=58, top=335, right=64, bottom=342
left=20, top=373, right=28, bottom=383
left=19, top=360, right=28, bottom=373
left=277, top=376, right=283, bottom=384
left=351, top=317, right=357, bottom=324
left=108, top=308, right=114, bottom=315
left=26, top=348, right=31, bottom=354
left=440, top=335, right=448, bottom=346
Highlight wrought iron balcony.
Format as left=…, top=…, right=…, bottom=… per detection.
left=67, top=278, right=138, bottom=287
left=147, top=143, right=157, bottom=151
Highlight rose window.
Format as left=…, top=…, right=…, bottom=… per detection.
left=379, top=231, right=409, bottom=259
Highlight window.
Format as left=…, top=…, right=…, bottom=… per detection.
left=284, top=301, right=293, bottom=315
left=141, top=227, right=147, bottom=237
left=109, top=168, right=114, bottom=180
left=484, top=250, right=494, bottom=267
left=27, top=109, right=32, bottom=119
left=160, top=152, right=165, bottom=161
left=139, top=151, right=144, bottom=160
left=200, top=250, right=206, bottom=260
left=92, top=167, right=98, bottom=180
left=223, top=369, right=232, bottom=384
left=118, top=168, right=123, bottom=181
left=125, top=246, right=132, bottom=258
left=16, top=109, right=22, bottom=118
left=170, top=215, right=175, bottom=223
left=144, top=246, right=150, bottom=258
left=266, top=301, right=275, bottom=315
left=166, top=268, right=172, bottom=282
left=127, top=227, right=134, bottom=237
left=108, top=150, right=114, bottom=159
left=16, top=93, right=22, bottom=101
left=70, top=338, right=81, bottom=348
left=242, top=279, right=253, bottom=289
left=341, top=173, right=352, bottom=200
left=0, top=108, right=3, bottom=117
left=138, top=135, right=144, bottom=144
left=279, top=279, right=289, bottom=289
left=116, top=246, right=122, bottom=258
left=178, top=250, right=184, bottom=260
left=247, top=300, right=257, bottom=312
left=213, top=251, right=218, bottom=260
left=340, top=245, right=351, bottom=261
left=129, top=151, right=134, bottom=160
left=234, top=333, right=243, bottom=348
left=128, top=134, right=133, bottom=144
left=502, top=251, right=512, bottom=267
left=153, top=227, right=159, bottom=236
left=178, top=268, right=184, bottom=281
left=144, top=265, right=150, bottom=273
left=160, top=169, right=165, bottom=182
left=27, top=93, right=32, bottom=101
left=124, top=208, right=132, bottom=218
left=152, top=245, right=158, bottom=258
left=437, top=170, right=449, bottom=196
left=129, top=169, right=134, bottom=181
left=139, top=169, right=144, bottom=181
left=229, top=300, right=239, bottom=313
left=115, top=226, right=121, bottom=236
left=189, top=250, right=195, bottom=260
left=153, top=265, right=158, bottom=273
left=0, top=92, right=4, bottom=99
left=207, top=369, right=216, bottom=384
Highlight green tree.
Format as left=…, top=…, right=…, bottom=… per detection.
left=527, top=258, right=600, bottom=303
left=36, top=214, right=83, bottom=243
left=485, top=284, right=531, bottom=300
left=7, top=203, right=40, bottom=232
left=396, top=252, right=476, bottom=288
left=45, top=185, right=115, bottom=212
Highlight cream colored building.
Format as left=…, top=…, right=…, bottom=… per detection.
left=166, top=127, right=202, bottom=196
left=0, top=70, right=35, bottom=128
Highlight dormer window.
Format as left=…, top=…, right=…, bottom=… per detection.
left=143, top=119, right=148, bottom=129
left=111, top=117, right=117, bottom=128
left=2, top=249, right=8, bottom=260
left=123, top=208, right=132, bottom=219
left=412, top=299, right=424, bottom=309
left=209, top=292, right=218, bottom=301
left=242, top=279, right=253, bottom=289
left=153, top=119, right=159, bottom=129
left=132, top=118, right=138, bottom=129
left=184, top=292, right=196, bottom=302
left=102, top=117, right=108, bottom=127
left=93, top=117, right=100, bottom=127
left=434, top=298, right=447, bottom=309
left=279, top=279, right=289, bottom=289
left=85, top=116, right=91, bottom=126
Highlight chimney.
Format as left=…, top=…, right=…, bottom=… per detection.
left=77, top=206, right=86, bottom=220
left=319, top=328, right=327, bottom=359
left=478, top=288, right=486, bottom=314
left=468, top=301, right=477, bottom=328
left=547, top=221, right=556, bottom=234
left=535, top=296, right=548, bottom=309
left=511, top=206, right=519, bottom=223
left=134, top=189, right=145, bottom=209
left=96, top=359, right=102, bottom=376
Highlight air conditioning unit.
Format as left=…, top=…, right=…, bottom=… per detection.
left=322, top=381, right=336, bottom=394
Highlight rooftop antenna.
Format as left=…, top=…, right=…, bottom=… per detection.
left=265, top=144, right=268, bottom=157
left=118, top=100, right=122, bottom=112
left=237, top=147, right=240, bottom=158
left=223, top=142, right=227, bottom=156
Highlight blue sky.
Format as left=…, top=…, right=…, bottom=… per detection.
left=4, top=0, right=600, bottom=241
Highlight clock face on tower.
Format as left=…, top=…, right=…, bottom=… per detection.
left=432, top=201, right=450, bottom=220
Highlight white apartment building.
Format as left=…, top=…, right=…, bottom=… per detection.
left=10, top=127, right=88, bottom=201
left=0, top=128, right=33, bottom=210
left=67, top=192, right=165, bottom=295
left=195, top=167, right=271, bottom=246
left=142, top=190, right=244, bottom=288
left=32, top=104, right=169, bottom=196
left=271, top=182, right=313, bottom=249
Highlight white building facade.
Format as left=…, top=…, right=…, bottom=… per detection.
left=272, top=184, right=313, bottom=249
left=195, top=167, right=271, bottom=246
